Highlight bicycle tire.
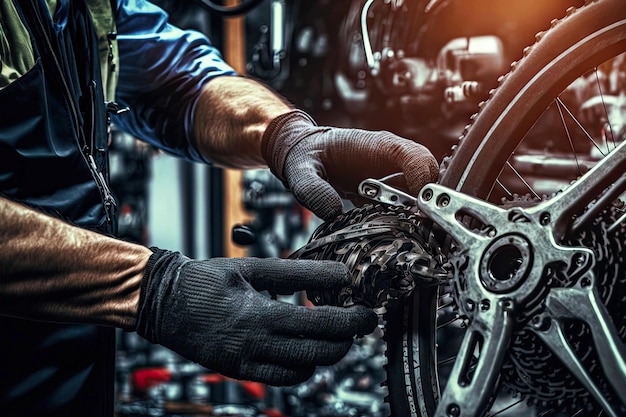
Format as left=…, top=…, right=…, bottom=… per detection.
left=385, top=0, right=626, bottom=416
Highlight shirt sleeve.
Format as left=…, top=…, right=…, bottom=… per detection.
left=112, top=0, right=238, bottom=162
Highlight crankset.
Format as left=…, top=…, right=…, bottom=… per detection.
left=290, top=140, right=626, bottom=417
left=409, top=140, right=626, bottom=417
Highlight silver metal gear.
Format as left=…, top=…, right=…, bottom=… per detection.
left=448, top=197, right=626, bottom=412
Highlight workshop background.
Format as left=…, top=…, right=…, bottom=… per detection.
left=109, top=1, right=585, bottom=416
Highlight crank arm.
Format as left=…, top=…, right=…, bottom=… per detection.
left=529, top=279, right=626, bottom=416
left=414, top=183, right=508, bottom=250
left=527, top=139, right=626, bottom=241
left=435, top=298, right=515, bottom=417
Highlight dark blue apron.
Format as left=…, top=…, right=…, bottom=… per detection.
left=0, top=0, right=118, bottom=415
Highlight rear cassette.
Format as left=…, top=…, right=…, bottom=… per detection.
left=289, top=204, right=448, bottom=311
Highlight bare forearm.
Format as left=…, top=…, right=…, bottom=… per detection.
left=0, top=197, right=152, bottom=329
left=193, top=76, right=292, bottom=168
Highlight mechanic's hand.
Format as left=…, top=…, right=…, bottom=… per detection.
left=136, top=249, right=378, bottom=386
left=261, top=110, right=439, bottom=220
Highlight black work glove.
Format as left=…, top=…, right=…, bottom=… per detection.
left=136, top=249, right=378, bottom=386
left=261, top=109, right=439, bottom=221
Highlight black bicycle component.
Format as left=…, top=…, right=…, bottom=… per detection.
left=290, top=204, right=448, bottom=311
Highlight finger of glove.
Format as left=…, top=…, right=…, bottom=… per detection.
left=250, top=335, right=353, bottom=369
left=272, top=304, right=378, bottom=340
left=327, top=130, right=439, bottom=197
left=284, top=164, right=344, bottom=221
left=399, top=142, right=440, bottom=196
left=239, top=362, right=315, bottom=387
left=240, top=257, right=352, bottom=294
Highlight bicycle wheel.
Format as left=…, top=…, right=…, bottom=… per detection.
left=386, top=0, right=626, bottom=416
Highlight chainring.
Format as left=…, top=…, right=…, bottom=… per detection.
left=493, top=200, right=626, bottom=412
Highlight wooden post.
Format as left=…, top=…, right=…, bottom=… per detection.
left=222, top=0, right=253, bottom=258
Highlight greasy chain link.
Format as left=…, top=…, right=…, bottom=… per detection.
left=290, top=204, right=448, bottom=311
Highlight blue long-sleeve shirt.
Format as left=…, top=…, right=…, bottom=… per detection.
left=114, top=0, right=238, bottom=162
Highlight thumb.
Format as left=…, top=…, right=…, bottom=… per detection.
left=240, top=258, right=352, bottom=294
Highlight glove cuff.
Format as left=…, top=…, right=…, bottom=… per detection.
left=261, top=109, right=317, bottom=182
left=136, top=247, right=174, bottom=343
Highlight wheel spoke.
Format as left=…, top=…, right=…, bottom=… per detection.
left=502, top=161, right=542, bottom=200
left=437, top=355, right=457, bottom=367
left=556, top=96, right=606, bottom=157
left=555, top=98, right=585, bottom=176
left=436, top=315, right=460, bottom=330
left=607, top=209, right=626, bottom=233
left=486, top=398, right=525, bottom=417
left=593, top=67, right=616, bottom=152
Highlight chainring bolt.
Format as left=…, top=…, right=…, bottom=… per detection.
left=422, top=188, right=434, bottom=201
left=447, top=404, right=461, bottom=417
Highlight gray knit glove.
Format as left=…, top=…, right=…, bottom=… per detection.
left=261, top=110, right=439, bottom=220
left=136, top=249, right=378, bottom=386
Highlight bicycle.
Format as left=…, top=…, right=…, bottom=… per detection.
left=292, top=0, right=626, bottom=415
